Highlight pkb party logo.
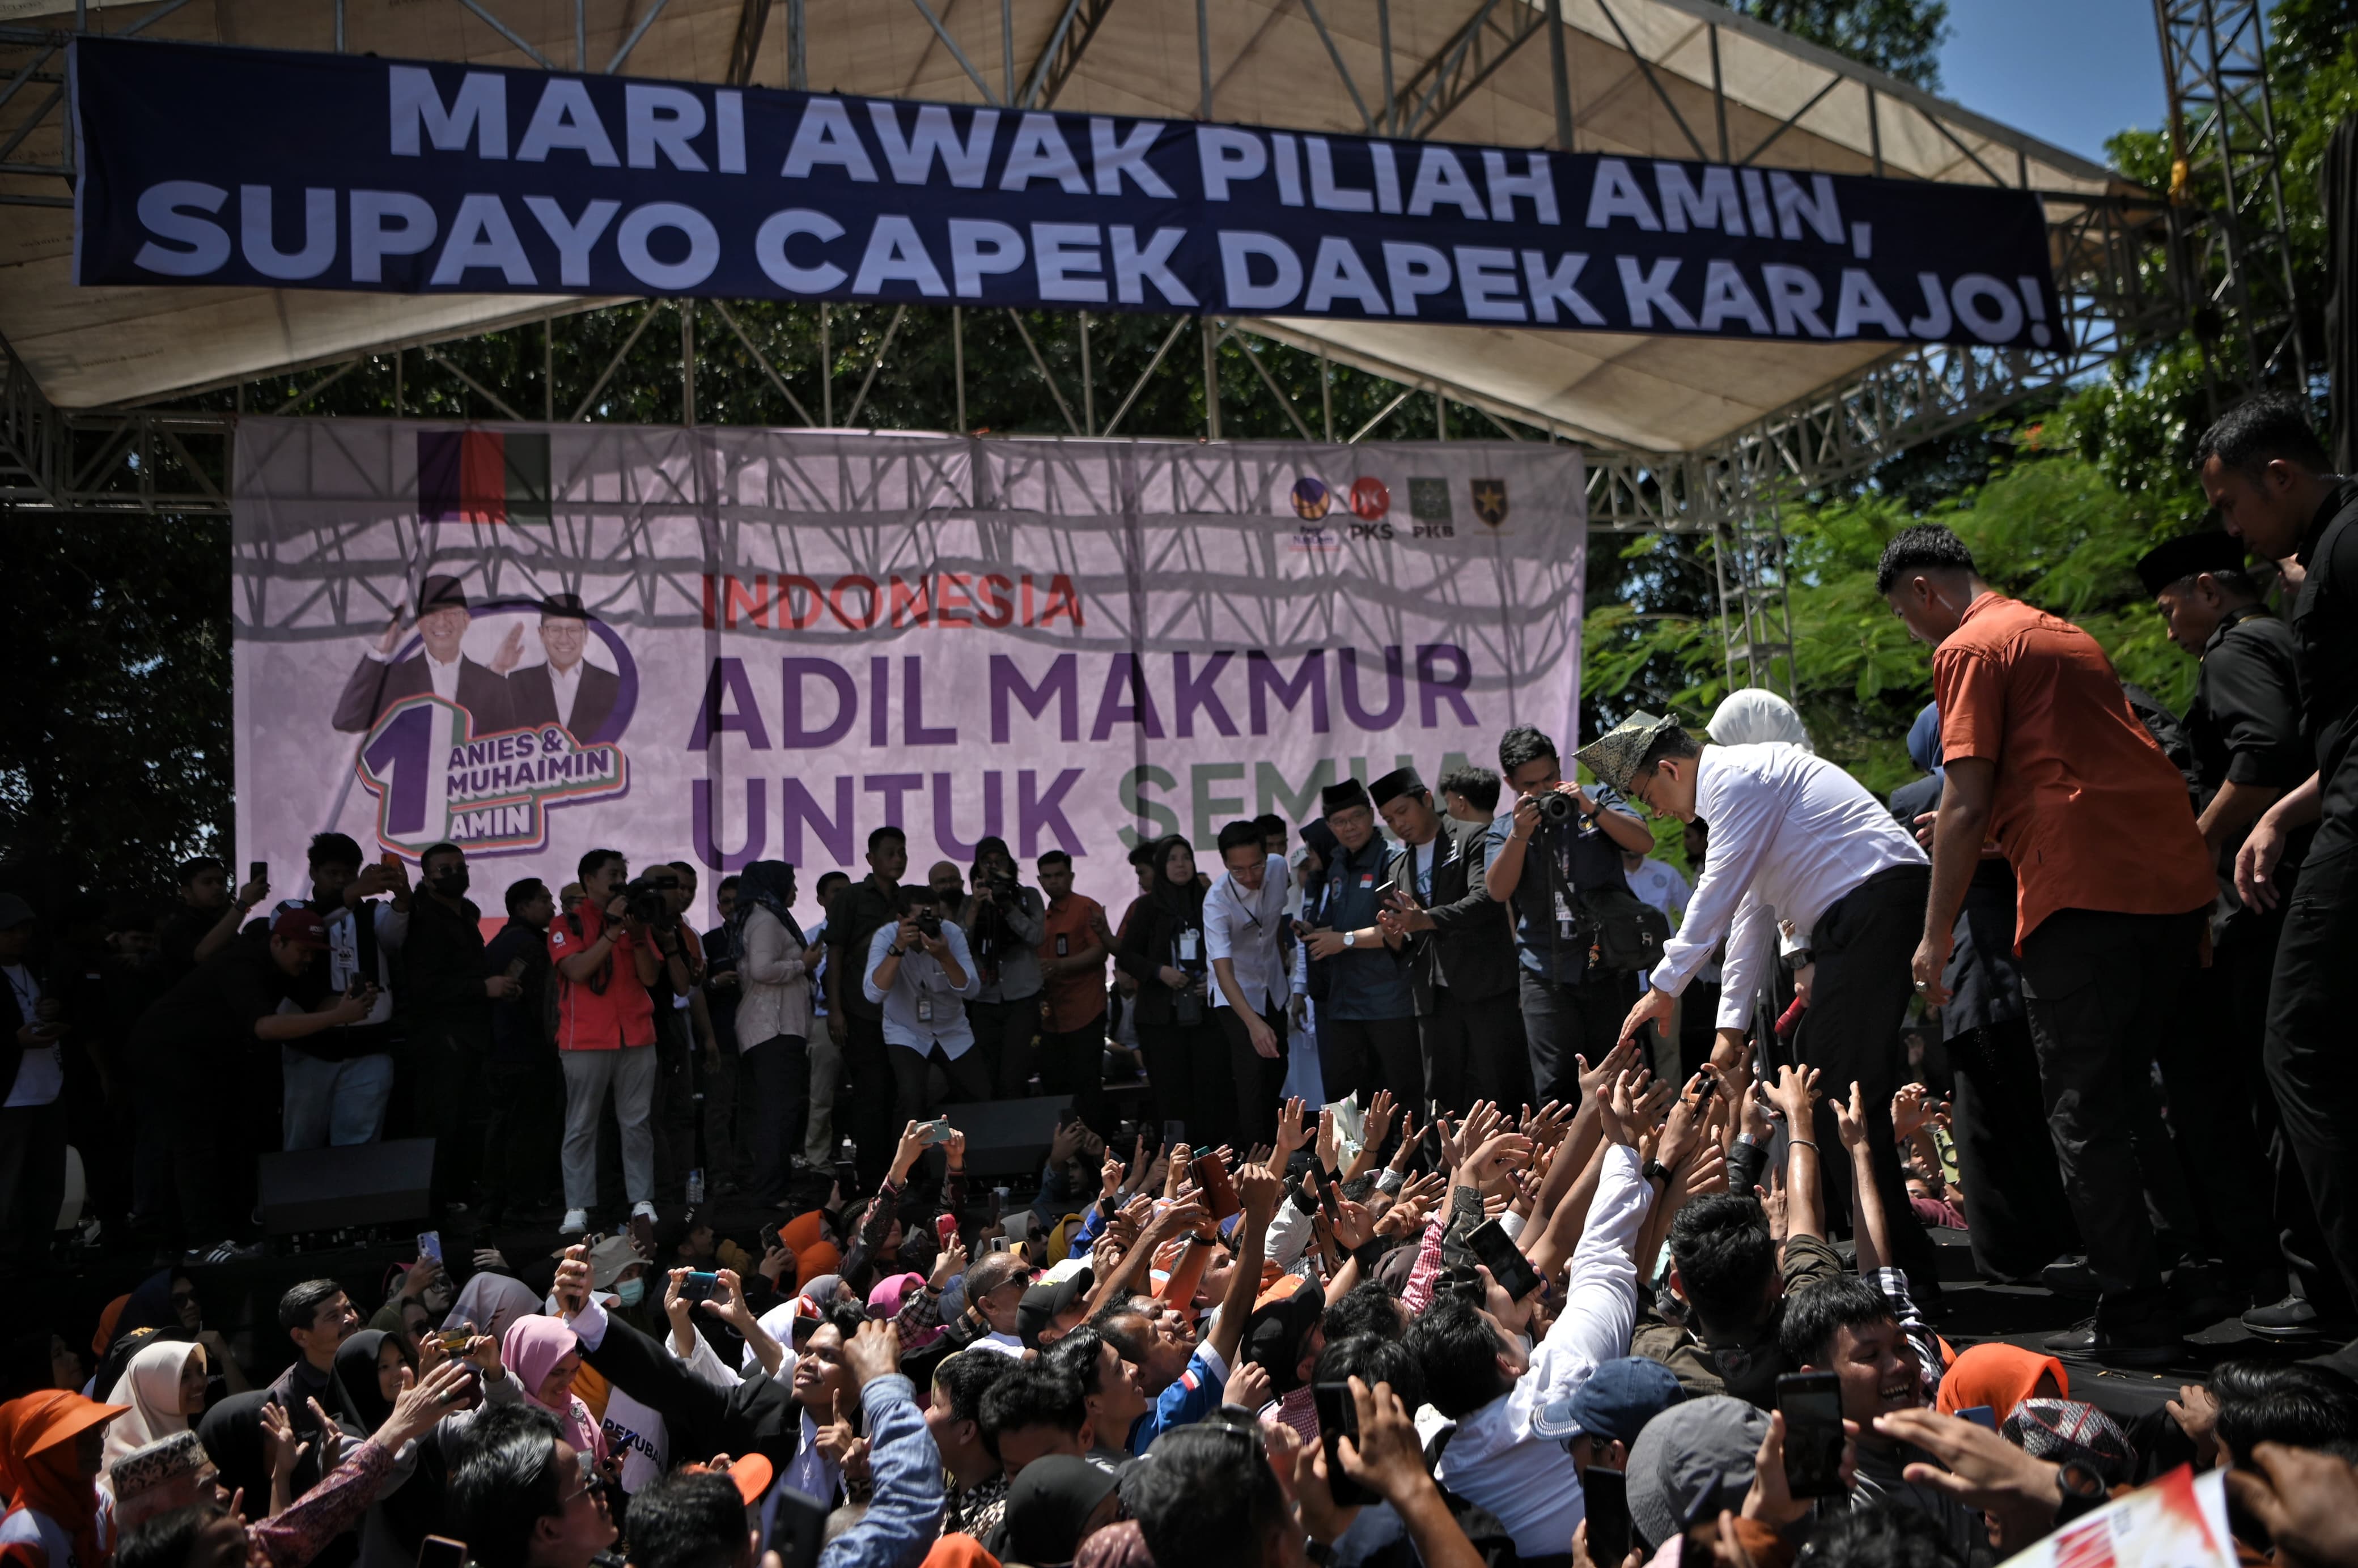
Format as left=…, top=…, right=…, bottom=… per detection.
left=357, top=695, right=628, bottom=856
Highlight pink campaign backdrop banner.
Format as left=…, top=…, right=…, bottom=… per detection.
left=231, top=418, right=1587, bottom=930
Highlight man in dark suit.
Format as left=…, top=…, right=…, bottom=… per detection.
left=1369, top=766, right=1530, bottom=1113
left=332, top=572, right=521, bottom=735
left=507, top=592, right=626, bottom=742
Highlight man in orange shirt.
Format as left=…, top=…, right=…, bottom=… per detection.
left=1881, top=524, right=2215, bottom=1365
left=1035, top=850, right=1109, bottom=1123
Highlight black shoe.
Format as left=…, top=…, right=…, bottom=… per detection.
left=2043, top=1310, right=2179, bottom=1367
left=2041, top=1256, right=2103, bottom=1300
left=2242, top=1293, right=2322, bottom=1338
left=2169, top=1261, right=2240, bottom=1323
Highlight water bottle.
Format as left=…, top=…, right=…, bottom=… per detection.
left=685, top=1167, right=705, bottom=1206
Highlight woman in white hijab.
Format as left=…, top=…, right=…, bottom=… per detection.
left=1707, top=687, right=1813, bottom=751
left=98, top=1337, right=208, bottom=1481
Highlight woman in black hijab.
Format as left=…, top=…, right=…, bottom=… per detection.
left=196, top=1392, right=277, bottom=1523
left=1115, top=835, right=1231, bottom=1148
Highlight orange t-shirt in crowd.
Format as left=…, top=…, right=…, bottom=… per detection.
left=1933, top=592, right=2214, bottom=947
left=1038, top=893, right=1109, bottom=1033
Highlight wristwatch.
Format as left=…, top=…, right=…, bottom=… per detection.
left=1343, top=930, right=1358, bottom=948
left=1642, top=1158, right=1672, bottom=1185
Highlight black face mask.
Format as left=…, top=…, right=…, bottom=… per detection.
left=432, top=866, right=470, bottom=896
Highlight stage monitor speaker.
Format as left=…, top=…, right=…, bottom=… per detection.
left=948, top=1096, right=1074, bottom=1178
left=257, top=1137, right=435, bottom=1235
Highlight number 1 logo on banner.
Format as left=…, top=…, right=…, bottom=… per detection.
left=358, top=694, right=629, bottom=858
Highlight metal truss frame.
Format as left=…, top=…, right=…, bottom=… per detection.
left=2, top=0, right=2187, bottom=699
left=2152, top=0, right=2308, bottom=397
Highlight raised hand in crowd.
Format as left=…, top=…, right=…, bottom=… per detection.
left=1878, top=1407, right=2064, bottom=1552
left=1765, top=1063, right=1821, bottom=1132
left=379, top=1359, right=479, bottom=1451
left=2225, top=1443, right=2358, bottom=1568
left=259, top=1398, right=308, bottom=1519
left=1314, top=1107, right=1340, bottom=1174
left=1225, top=1360, right=1273, bottom=1413
left=1890, top=1082, right=1945, bottom=1143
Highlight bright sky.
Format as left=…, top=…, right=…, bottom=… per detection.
left=1935, top=0, right=2166, bottom=168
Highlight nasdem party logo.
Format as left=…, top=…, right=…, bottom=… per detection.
left=357, top=695, right=627, bottom=856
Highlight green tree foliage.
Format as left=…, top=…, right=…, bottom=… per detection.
left=0, top=519, right=233, bottom=901
left=1727, top=0, right=1950, bottom=88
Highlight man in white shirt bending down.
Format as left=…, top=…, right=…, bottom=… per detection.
left=1592, top=712, right=1941, bottom=1299
left=1203, top=819, right=1293, bottom=1151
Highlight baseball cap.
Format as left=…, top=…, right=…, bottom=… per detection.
left=1016, top=1266, right=1094, bottom=1349
left=721, top=1453, right=773, bottom=1506
left=1534, top=1355, right=1686, bottom=1444
left=270, top=907, right=330, bottom=949
left=0, top=893, right=33, bottom=931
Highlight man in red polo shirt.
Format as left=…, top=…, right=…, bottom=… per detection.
left=549, top=847, right=689, bottom=1237
left=1881, top=524, right=2215, bottom=1365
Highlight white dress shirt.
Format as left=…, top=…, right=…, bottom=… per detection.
left=863, top=922, right=982, bottom=1056
left=545, top=659, right=584, bottom=728
left=1649, top=743, right=1927, bottom=1031
left=425, top=651, right=463, bottom=702
left=1432, top=1144, right=1651, bottom=1558
left=1203, top=866, right=1291, bottom=1014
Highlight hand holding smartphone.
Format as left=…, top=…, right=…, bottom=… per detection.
left=1775, top=1371, right=1848, bottom=1497
left=1582, top=1468, right=1631, bottom=1564
left=1190, top=1153, right=1241, bottom=1220
left=1311, top=1382, right=1379, bottom=1506
left=1465, top=1218, right=1542, bottom=1301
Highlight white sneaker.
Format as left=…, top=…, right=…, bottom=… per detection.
left=560, top=1209, right=589, bottom=1235
left=631, top=1200, right=658, bottom=1222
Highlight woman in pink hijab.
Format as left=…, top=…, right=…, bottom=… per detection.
left=499, top=1316, right=607, bottom=1464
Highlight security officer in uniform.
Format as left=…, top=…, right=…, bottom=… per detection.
left=1301, top=778, right=1420, bottom=1112
left=2140, top=525, right=2331, bottom=1333
left=2198, top=392, right=2358, bottom=1362
left=1368, top=765, right=1529, bottom=1114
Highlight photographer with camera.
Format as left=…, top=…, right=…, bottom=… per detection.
left=549, top=848, right=691, bottom=1238
left=863, top=883, right=988, bottom=1133
left=963, top=836, right=1048, bottom=1098
left=1481, top=726, right=1656, bottom=1105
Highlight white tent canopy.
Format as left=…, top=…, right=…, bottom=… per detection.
left=0, top=0, right=2135, bottom=456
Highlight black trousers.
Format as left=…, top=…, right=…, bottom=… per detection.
left=1037, top=1014, right=1107, bottom=1123
left=1793, top=864, right=1941, bottom=1296
left=0, top=1102, right=66, bottom=1266
left=2265, top=845, right=2358, bottom=1308
left=742, top=1032, right=809, bottom=1205
left=1677, top=981, right=1724, bottom=1081
left=2020, top=905, right=2206, bottom=1301
left=1945, top=1020, right=2079, bottom=1282
left=1138, top=1018, right=1232, bottom=1149
left=887, top=1038, right=994, bottom=1130
left=480, top=1056, right=563, bottom=1213
left=843, top=1012, right=898, bottom=1192
left=650, top=1006, right=698, bottom=1201
left=1519, top=968, right=1637, bottom=1107
left=1215, top=1004, right=1291, bottom=1150
left=412, top=1022, right=487, bottom=1211
left=2159, top=939, right=2283, bottom=1285
left=970, top=997, right=1042, bottom=1098
left=1418, top=987, right=1531, bottom=1115
left=1319, top=1015, right=1422, bottom=1113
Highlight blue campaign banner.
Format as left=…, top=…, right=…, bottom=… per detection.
left=73, top=35, right=2060, bottom=349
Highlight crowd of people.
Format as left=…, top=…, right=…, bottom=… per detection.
left=4, top=389, right=2358, bottom=1566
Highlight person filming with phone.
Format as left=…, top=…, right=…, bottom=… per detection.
left=864, top=884, right=986, bottom=1134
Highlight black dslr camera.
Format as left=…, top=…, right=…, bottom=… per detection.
left=1537, top=789, right=1583, bottom=826
left=624, top=874, right=678, bottom=929
left=913, top=905, right=943, bottom=938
